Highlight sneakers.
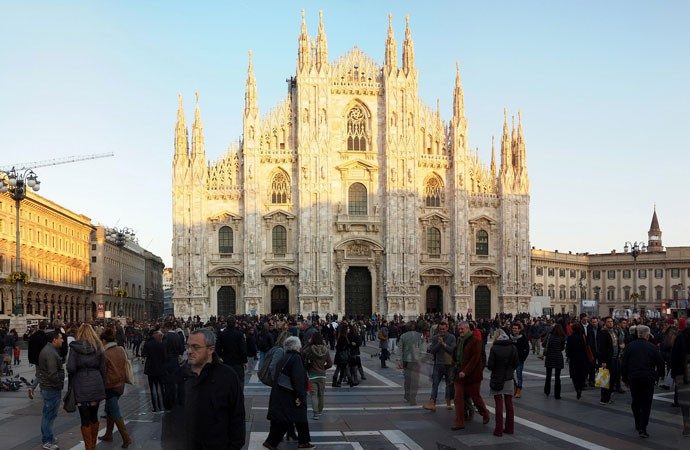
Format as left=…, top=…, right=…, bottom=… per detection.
left=297, top=444, right=315, bottom=449
left=312, top=413, right=319, bottom=420
left=638, top=429, right=649, bottom=438
left=42, top=443, right=59, bottom=450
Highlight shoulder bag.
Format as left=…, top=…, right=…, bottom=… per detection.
left=63, top=380, right=76, bottom=413
left=276, top=354, right=294, bottom=391
left=583, top=336, right=595, bottom=364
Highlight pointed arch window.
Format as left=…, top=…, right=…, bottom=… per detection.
left=346, top=106, right=368, bottom=151
left=270, top=171, right=291, bottom=204
left=272, top=225, right=287, bottom=256
left=424, top=177, right=443, bottom=207
left=427, top=227, right=441, bottom=257
left=476, top=230, right=489, bottom=255
left=348, top=183, right=367, bottom=216
left=218, top=226, right=233, bottom=254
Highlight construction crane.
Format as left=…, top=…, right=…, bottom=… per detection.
left=0, top=152, right=114, bottom=172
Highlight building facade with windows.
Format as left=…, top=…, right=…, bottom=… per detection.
left=172, top=13, right=531, bottom=320
left=90, top=226, right=164, bottom=320
left=531, top=209, right=690, bottom=316
left=0, top=191, right=93, bottom=322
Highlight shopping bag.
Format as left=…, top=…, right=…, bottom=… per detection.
left=662, top=369, right=674, bottom=390
left=594, top=367, right=610, bottom=389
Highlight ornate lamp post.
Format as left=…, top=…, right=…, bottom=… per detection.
left=623, top=241, right=646, bottom=313
left=0, top=167, right=41, bottom=316
left=106, top=227, right=135, bottom=317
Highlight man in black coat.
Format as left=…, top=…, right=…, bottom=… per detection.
left=597, top=317, right=619, bottom=404
left=216, top=315, right=247, bottom=389
left=27, top=321, right=49, bottom=399
left=183, top=328, right=245, bottom=450
left=142, top=330, right=167, bottom=412
left=586, top=317, right=600, bottom=386
left=621, top=325, right=665, bottom=438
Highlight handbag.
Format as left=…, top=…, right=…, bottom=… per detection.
left=124, top=352, right=135, bottom=385
left=489, top=378, right=505, bottom=391
left=276, top=354, right=294, bottom=391
left=583, top=337, right=595, bottom=365
left=63, top=382, right=76, bottom=413
left=594, top=367, right=610, bottom=389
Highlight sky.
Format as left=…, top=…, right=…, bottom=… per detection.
left=1, top=1, right=688, bottom=266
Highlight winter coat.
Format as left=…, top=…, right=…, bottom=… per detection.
left=28, top=330, right=48, bottom=365
left=671, top=328, right=690, bottom=377
left=429, top=332, right=456, bottom=365
left=511, top=334, right=530, bottom=363
left=566, top=333, right=589, bottom=382
left=543, top=334, right=565, bottom=369
left=335, top=335, right=351, bottom=366
left=621, top=339, right=665, bottom=384
left=267, top=350, right=308, bottom=424
left=257, top=330, right=275, bottom=353
left=67, top=341, right=106, bottom=403
left=457, top=334, right=484, bottom=384
left=487, top=339, right=518, bottom=385
left=597, top=328, right=615, bottom=365
left=302, top=344, right=333, bottom=377
left=142, top=337, right=167, bottom=377
left=216, top=326, right=248, bottom=366
left=37, top=344, right=64, bottom=391
left=103, top=342, right=128, bottom=394
left=182, top=354, right=246, bottom=450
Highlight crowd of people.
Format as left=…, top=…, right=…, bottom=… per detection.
left=8, top=308, right=690, bottom=449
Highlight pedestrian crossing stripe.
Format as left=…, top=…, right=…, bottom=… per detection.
left=247, top=430, right=422, bottom=450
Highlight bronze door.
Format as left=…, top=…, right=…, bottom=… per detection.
left=345, top=267, right=372, bottom=318
left=271, top=285, right=289, bottom=314
left=475, top=285, right=491, bottom=318
left=426, top=285, right=443, bottom=313
left=217, top=286, right=237, bottom=317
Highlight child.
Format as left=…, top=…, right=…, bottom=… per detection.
left=13, top=346, right=20, bottom=366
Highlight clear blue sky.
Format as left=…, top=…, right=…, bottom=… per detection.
left=1, top=1, right=688, bottom=266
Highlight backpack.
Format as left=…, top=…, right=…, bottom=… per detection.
left=258, top=346, right=284, bottom=387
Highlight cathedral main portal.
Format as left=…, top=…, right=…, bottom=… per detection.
left=217, top=286, right=236, bottom=317
left=475, top=285, right=491, bottom=318
left=271, top=285, right=289, bottom=314
left=345, top=267, right=372, bottom=318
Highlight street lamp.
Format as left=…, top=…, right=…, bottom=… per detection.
left=623, top=240, right=646, bottom=314
left=106, top=227, right=135, bottom=317
left=0, top=167, right=41, bottom=316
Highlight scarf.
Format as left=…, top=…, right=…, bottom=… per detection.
left=455, top=332, right=472, bottom=366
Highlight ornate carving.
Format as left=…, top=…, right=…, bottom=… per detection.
left=347, top=243, right=371, bottom=257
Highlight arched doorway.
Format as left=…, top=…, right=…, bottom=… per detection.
left=345, top=267, right=372, bottom=318
left=217, top=286, right=237, bottom=317
left=271, top=286, right=289, bottom=314
left=475, top=285, right=491, bottom=319
left=426, top=286, right=443, bottom=314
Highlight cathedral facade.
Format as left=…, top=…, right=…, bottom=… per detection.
left=171, top=13, right=531, bottom=320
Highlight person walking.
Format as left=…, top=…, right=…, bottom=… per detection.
left=424, top=322, right=456, bottom=411
left=264, top=336, right=314, bottom=450
left=378, top=321, right=390, bottom=368
left=28, top=321, right=49, bottom=400
left=216, top=315, right=248, bottom=390
left=452, top=321, right=490, bottom=430
left=67, top=323, right=106, bottom=450
left=669, top=320, right=690, bottom=436
left=37, top=331, right=64, bottom=450
left=510, top=322, right=529, bottom=399
left=621, top=325, right=665, bottom=438
left=98, top=327, right=132, bottom=447
left=399, top=320, right=423, bottom=405
left=302, top=333, right=332, bottom=420
left=598, top=316, right=620, bottom=405
left=333, top=326, right=356, bottom=387
left=543, top=323, right=566, bottom=399
left=183, top=328, right=246, bottom=450
left=142, top=330, right=167, bottom=412
left=566, top=323, right=589, bottom=399
left=487, top=329, right=518, bottom=437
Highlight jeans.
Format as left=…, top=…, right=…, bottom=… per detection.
left=309, top=377, right=325, bottom=413
left=430, top=364, right=454, bottom=402
left=41, top=388, right=61, bottom=444
left=148, top=375, right=164, bottom=411
left=388, top=339, right=397, bottom=354
left=514, top=361, right=524, bottom=388
left=104, top=389, right=122, bottom=418
left=403, top=361, right=420, bottom=404
left=544, top=367, right=561, bottom=397
left=629, top=378, right=654, bottom=431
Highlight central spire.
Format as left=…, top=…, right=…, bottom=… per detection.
left=384, top=13, right=397, bottom=73
left=315, top=10, right=328, bottom=72
left=191, top=91, right=205, bottom=160
left=453, top=62, right=465, bottom=121
left=402, top=15, right=415, bottom=75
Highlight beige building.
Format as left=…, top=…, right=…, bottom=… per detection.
left=531, top=209, right=690, bottom=316
left=0, top=191, right=93, bottom=322
left=172, top=13, right=531, bottom=320
left=90, top=226, right=164, bottom=321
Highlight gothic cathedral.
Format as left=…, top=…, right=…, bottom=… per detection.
left=172, top=13, right=531, bottom=320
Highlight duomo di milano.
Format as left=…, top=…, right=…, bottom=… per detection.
left=172, top=12, right=531, bottom=320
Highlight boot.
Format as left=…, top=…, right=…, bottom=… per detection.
left=446, top=399, right=453, bottom=410
left=493, top=395, right=503, bottom=436
left=423, top=399, right=436, bottom=411
left=81, top=425, right=94, bottom=450
left=99, top=416, right=114, bottom=441
left=514, top=387, right=522, bottom=399
left=115, top=417, right=132, bottom=448
left=91, top=422, right=100, bottom=449
left=504, top=395, right=514, bottom=434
